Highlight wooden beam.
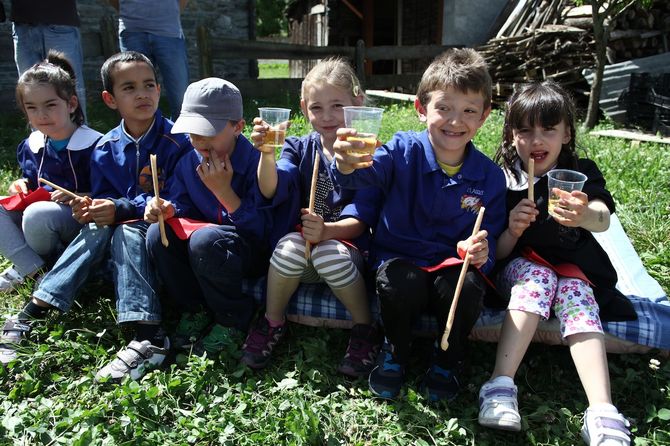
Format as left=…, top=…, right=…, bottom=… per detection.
left=341, top=0, right=363, bottom=20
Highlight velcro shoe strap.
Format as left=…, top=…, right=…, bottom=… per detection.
left=2, top=319, right=31, bottom=334
left=593, top=414, right=631, bottom=440
left=116, top=341, right=153, bottom=368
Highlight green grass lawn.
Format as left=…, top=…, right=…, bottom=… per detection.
left=0, top=98, right=668, bottom=445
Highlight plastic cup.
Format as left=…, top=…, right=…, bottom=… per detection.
left=259, top=107, right=291, bottom=151
left=343, top=106, right=384, bottom=155
left=547, top=169, right=587, bottom=217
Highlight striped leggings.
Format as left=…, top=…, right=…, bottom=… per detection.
left=270, top=232, right=363, bottom=289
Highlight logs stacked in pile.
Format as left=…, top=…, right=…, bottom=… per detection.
left=477, top=0, right=594, bottom=106
left=565, top=0, right=670, bottom=63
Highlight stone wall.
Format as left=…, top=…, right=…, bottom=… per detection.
left=0, top=0, right=255, bottom=111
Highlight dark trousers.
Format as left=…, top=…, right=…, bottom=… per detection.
left=376, top=258, right=485, bottom=367
left=147, top=223, right=269, bottom=331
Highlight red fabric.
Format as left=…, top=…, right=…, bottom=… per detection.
left=165, top=217, right=215, bottom=240
left=420, top=256, right=496, bottom=289
left=0, top=187, right=51, bottom=211
left=521, top=246, right=593, bottom=285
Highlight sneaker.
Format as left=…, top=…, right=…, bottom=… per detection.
left=0, top=267, right=25, bottom=292
left=478, top=378, right=522, bottom=431
left=192, top=323, right=243, bottom=356
left=368, top=339, right=405, bottom=399
left=0, top=317, right=32, bottom=365
left=95, top=337, right=170, bottom=382
left=581, top=405, right=630, bottom=446
left=240, top=317, right=286, bottom=369
left=173, top=312, right=211, bottom=350
left=422, top=362, right=462, bottom=403
left=337, top=323, right=380, bottom=378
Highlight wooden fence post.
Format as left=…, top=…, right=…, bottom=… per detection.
left=197, top=25, right=213, bottom=79
left=355, top=39, right=366, bottom=86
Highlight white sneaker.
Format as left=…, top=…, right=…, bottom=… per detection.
left=95, top=337, right=170, bottom=382
left=581, top=405, right=630, bottom=446
left=0, top=267, right=25, bottom=292
left=478, top=378, right=522, bottom=431
left=0, top=317, right=32, bottom=365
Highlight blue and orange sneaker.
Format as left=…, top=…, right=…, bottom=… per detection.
left=368, top=338, right=405, bottom=399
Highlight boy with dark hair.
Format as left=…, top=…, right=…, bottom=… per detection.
left=145, top=78, right=272, bottom=356
left=0, top=51, right=192, bottom=381
left=333, top=48, right=507, bottom=402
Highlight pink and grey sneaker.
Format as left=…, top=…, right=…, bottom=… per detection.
left=240, top=316, right=286, bottom=369
left=337, top=323, right=380, bottom=378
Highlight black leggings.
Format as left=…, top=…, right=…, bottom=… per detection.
left=376, top=258, right=485, bottom=367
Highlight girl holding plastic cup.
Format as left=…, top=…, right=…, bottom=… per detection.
left=478, top=80, right=634, bottom=446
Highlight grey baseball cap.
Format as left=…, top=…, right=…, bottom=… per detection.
left=171, top=78, right=243, bottom=136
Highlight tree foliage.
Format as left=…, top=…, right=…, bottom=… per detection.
left=256, top=0, right=290, bottom=37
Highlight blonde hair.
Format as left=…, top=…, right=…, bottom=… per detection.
left=416, top=48, right=492, bottom=110
left=301, top=57, right=364, bottom=102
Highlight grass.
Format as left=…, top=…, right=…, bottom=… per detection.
left=258, top=61, right=290, bottom=79
left=0, top=98, right=668, bottom=445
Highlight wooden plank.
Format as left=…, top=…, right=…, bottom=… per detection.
left=207, top=37, right=356, bottom=60
left=590, top=129, right=670, bottom=144
left=366, top=89, right=416, bottom=102
left=365, top=45, right=452, bottom=61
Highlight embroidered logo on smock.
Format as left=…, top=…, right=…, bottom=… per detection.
left=460, top=194, right=482, bottom=213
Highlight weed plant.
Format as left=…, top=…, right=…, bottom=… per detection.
left=0, top=98, right=668, bottom=445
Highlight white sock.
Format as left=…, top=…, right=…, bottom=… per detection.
left=488, top=375, right=515, bottom=387
left=587, top=403, right=618, bottom=413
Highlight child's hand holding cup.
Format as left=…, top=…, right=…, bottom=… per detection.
left=546, top=169, right=587, bottom=218
left=258, top=107, right=291, bottom=153
left=343, top=106, right=383, bottom=155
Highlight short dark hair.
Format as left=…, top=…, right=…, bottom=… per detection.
left=416, top=48, right=492, bottom=110
left=100, top=51, right=157, bottom=94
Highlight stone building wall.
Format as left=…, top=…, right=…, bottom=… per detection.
left=0, top=0, right=255, bottom=110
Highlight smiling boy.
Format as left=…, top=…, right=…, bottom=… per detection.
left=0, top=51, right=191, bottom=381
left=332, top=48, right=507, bottom=402
left=145, top=78, right=272, bottom=357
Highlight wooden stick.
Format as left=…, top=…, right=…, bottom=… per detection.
left=149, top=154, right=169, bottom=247
left=305, top=149, right=320, bottom=259
left=527, top=158, right=535, bottom=202
left=38, top=178, right=79, bottom=200
left=440, top=206, right=486, bottom=351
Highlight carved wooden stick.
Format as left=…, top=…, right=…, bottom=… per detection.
left=305, top=150, right=320, bottom=259
left=528, top=158, right=535, bottom=202
left=440, top=206, right=486, bottom=351
left=149, top=154, right=169, bottom=247
left=38, top=178, right=79, bottom=200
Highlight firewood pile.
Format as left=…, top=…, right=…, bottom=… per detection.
left=477, top=0, right=670, bottom=107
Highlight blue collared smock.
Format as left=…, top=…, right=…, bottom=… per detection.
left=17, top=125, right=101, bottom=193
left=90, top=110, right=192, bottom=222
left=333, top=130, right=507, bottom=274
left=165, top=135, right=272, bottom=245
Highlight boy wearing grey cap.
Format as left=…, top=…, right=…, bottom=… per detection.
left=145, top=78, right=273, bottom=356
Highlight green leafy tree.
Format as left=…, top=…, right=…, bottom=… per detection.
left=256, top=0, right=289, bottom=37
left=578, top=0, right=652, bottom=129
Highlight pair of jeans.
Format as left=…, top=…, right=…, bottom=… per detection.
left=147, top=224, right=269, bottom=331
left=12, top=23, right=86, bottom=121
left=375, top=258, right=485, bottom=367
left=33, top=221, right=160, bottom=323
left=0, top=201, right=81, bottom=275
left=119, top=30, right=189, bottom=120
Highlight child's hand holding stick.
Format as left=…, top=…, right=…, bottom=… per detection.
left=527, top=158, right=535, bottom=202
left=305, top=151, right=320, bottom=259
left=440, top=206, right=486, bottom=351
left=149, top=154, right=169, bottom=247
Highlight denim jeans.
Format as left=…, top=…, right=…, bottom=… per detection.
left=34, top=221, right=160, bottom=323
left=119, top=30, right=189, bottom=120
left=12, top=23, right=87, bottom=121
left=147, top=224, right=269, bottom=331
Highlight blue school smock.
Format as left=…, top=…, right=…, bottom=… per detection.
left=17, top=125, right=101, bottom=193
left=164, top=135, right=273, bottom=245
left=90, top=110, right=192, bottom=222
left=333, top=129, right=507, bottom=274
left=264, top=132, right=381, bottom=250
